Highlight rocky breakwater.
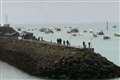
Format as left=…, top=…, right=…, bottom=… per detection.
left=0, top=37, right=120, bottom=79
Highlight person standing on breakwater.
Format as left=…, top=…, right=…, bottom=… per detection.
left=60, top=38, right=62, bottom=44
left=63, top=40, right=66, bottom=45
left=88, top=42, right=91, bottom=48
left=57, top=38, right=62, bottom=44
left=41, top=37, right=44, bottom=41
left=83, top=41, right=86, bottom=48
left=66, top=40, right=70, bottom=46
left=38, top=37, right=40, bottom=41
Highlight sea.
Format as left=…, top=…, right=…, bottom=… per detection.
left=0, top=22, right=120, bottom=80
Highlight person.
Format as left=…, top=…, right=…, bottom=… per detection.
left=66, top=40, right=70, bottom=46
left=50, top=40, right=52, bottom=43
left=88, top=42, right=91, bottom=48
left=57, top=38, right=59, bottom=44
left=38, top=37, right=40, bottom=41
left=41, top=37, right=43, bottom=41
left=57, top=38, right=62, bottom=44
left=63, top=40, right=65, bottom=45
left=83, top=41, right=86, bottom=48
left=59, top=38, right=62, bottom=44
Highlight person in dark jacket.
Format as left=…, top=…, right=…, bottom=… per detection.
left=83, top=41, right=86, bottom=48
left=57, top=38, right=62, bottom=44
left=66, top=40, right=70, bottom=46
left=88, top=42, right=91, bottom=48
left=63, top=40, right=66, bottom=45
left=59, top=38, right=62, bottom=44
left=41, top=37, right=44, bottom=41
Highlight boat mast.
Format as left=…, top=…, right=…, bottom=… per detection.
left=5, top=14, right=8, bottom=24
left=106, top=21, right=108, bottom=32
left=0, top=0, right=3, bottom=26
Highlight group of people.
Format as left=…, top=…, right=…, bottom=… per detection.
left=83, top=41, right=91, bottom=48
left=56, top=38, right=91, bottom=48
left=38, top=37, right=44, bottom=41
left=35, top=36, right=91, bottom=49
left=57, top=38, right=70, bottom=46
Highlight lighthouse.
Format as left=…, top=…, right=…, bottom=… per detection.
left=0, top=0, right=4, bottom=27
left=0, top=14, right=10, bottom=27
left=0, top=0, right=10, bottom=27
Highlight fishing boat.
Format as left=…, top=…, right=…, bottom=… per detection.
left=103, top=35, right=111, bottom=39
left=103, top=21, right=111, bottom=40
left=112, top=25, right=117, bottom=28
left=114, top=33, right=120, bottom=37
left=72, top=33, right=77, bottom=36
left=83, top=30, right=87, bottom=33
left=92, top=33, right=97, bottom=38
left=97, top=31, right=104, bottom=35
left=89, top=29, right=93, bottom=33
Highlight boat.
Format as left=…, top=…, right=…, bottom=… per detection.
left=89, top=29, right=93, bottom=33
left=72, top=33, right=77, bottom=36
left=103, top=21, right=111, bottom=40
left=83, top=30, right=87, bottom=33
left=103, top=35, right=111, bottom=39
left=92, top=33, right=97, bottom=38
left=97, top=31, right=104, bottom=35
left=114, top=33, right=120, bottom=37
left=103, top=34, right=111, bottom=40
left=112, top=25, right=117, bottom=28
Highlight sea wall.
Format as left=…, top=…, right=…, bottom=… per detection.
left=0, top=37, right=120, bottom=79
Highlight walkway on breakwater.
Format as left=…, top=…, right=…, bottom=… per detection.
left=0, top=37, right=94, bottom=52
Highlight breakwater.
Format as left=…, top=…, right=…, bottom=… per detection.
left=0, top=37, right=120, bottom=79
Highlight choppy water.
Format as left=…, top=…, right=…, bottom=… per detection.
left=0, top=23, right=120, bottom=80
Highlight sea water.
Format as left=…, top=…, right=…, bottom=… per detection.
left=0, top=23, right=120, bottom=80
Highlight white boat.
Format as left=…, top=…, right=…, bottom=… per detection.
left=112, top=25, right=117, bottom=28
left=114, top=33, right=120, bottom=37
left=103, top=35, right=111, bottom=39
left=89, top=29, right=93, bottom=33
left=92, top=33, right=97, bottom=38
left=103, top=21, right=111, bottom=40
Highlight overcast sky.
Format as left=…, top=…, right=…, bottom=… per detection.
left=0, top=0, right=120, bottom=24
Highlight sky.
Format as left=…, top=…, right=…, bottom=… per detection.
left=0, top=0, right=120, bottom=24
